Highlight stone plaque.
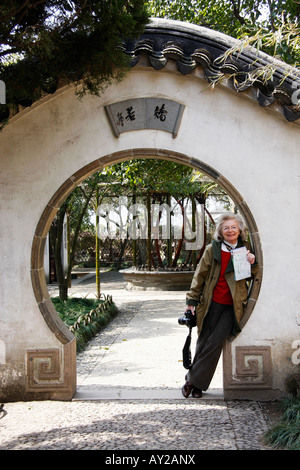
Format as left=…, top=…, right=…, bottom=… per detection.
left=105, top=98, right=185, bottom=138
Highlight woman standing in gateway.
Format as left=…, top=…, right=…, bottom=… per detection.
left=182, top=212, right=257, bottom=398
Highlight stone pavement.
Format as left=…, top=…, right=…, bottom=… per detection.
left=0, top=271, right=275, bottom=451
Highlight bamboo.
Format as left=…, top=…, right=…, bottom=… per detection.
left=147, top=192, right=151, bottom=270
left=95, top=187, right=100, bottom=299
left=167, top=193, right=172, bottom=266
left=132, top=192, right=137, bottom=267
left=192, top=196, right=197, bottom=269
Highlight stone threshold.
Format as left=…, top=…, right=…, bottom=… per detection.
left=73, top=387, right=224, bottom=401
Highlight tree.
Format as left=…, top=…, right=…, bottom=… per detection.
left=50, top=181, right=96, bottom=300
left=0, top=0, right=149, bottom=119
left=50, top=159, right=229, bottom=299
left=50, top=168, right=120, bottom=300
left=96, top=159, right=228, bottom=269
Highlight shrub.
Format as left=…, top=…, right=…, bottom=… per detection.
left=51, top=296, right=118, bottom=352
left=264, top=397, right=300, bottom=450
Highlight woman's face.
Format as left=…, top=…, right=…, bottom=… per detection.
left=221, top=218, right=240, bottom=245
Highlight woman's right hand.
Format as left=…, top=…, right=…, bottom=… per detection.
left=185, top=305, right=195, bottom=315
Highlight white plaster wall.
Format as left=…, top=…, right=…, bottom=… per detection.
left=1, top=64, right=300, bottom=392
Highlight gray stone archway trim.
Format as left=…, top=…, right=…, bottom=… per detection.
left=31, top=148, right=262, bottom=345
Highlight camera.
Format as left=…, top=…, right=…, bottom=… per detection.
left=178, top=309, right=196, bottom=328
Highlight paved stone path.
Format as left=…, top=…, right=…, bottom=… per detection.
left=0, top=271, right=274, bottom=451
left=0, top=399, right=270, bottom=450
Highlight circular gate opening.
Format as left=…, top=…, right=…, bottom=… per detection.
left=31, top=148, right=262, bottom=364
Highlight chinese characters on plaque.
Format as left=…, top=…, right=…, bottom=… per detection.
left=105, top=98, right=185, bottom=138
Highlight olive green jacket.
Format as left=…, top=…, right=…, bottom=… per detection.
left=186, top=239, right=257, bottom=336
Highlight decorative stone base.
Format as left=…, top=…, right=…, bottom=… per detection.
left=120, top=268, right=194, bottom=291
left=223, top=343, right=280, bottom=400
left=25, top=339, right=76, bottom=400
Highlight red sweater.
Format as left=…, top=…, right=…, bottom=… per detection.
left=212, top=250, right=233, bottom=305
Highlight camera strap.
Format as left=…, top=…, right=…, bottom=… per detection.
left=182, top=327, right=193, bottom=370
left=222, top=241, right=237, bottom=253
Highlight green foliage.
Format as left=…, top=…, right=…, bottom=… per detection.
left=264, top=397, right=300, bottom=450
left=51, top=159, right=228, bottom=298
left=0, top=0, right=149, bottom=110
left=102, top=158, right=217, bottom=199
left=51, top=297, right=100, bottom=325
left=52, top=296, right=118, bottom=351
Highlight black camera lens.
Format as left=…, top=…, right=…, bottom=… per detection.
left=178, top=309, right=196, bottom=327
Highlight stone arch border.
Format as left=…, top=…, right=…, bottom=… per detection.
left=31, top=147, right=262, bottom=397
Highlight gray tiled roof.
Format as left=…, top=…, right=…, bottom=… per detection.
left=123, top=18, right=300, bottom=122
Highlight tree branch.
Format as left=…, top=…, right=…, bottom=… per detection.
left=230, top=0, right=246, bottom=25
left=267, top=0, right=276, bottom=32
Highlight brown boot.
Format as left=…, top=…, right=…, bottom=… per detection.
left=192, top=386, right=202, bottom=398
left=181, top=381, right=193, bottom=398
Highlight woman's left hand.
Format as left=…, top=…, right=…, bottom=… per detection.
left=247, top=250, right=255, bottom=264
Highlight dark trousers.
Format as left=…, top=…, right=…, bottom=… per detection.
left=185, top=301, right=234, bottom=391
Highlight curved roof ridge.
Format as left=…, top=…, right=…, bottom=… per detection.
left=147, top=18, right=296, bottom=69
left=2, top=18, right=300, bottom=125
left=146, top=18, right=299, bottom=77
left=124, top=18, right=300, bottom=122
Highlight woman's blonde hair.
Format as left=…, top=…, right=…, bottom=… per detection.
left=213, top=212, right=248, bottom=242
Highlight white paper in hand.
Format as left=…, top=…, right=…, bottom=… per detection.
left=232, top=246, right=251, bottom=280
